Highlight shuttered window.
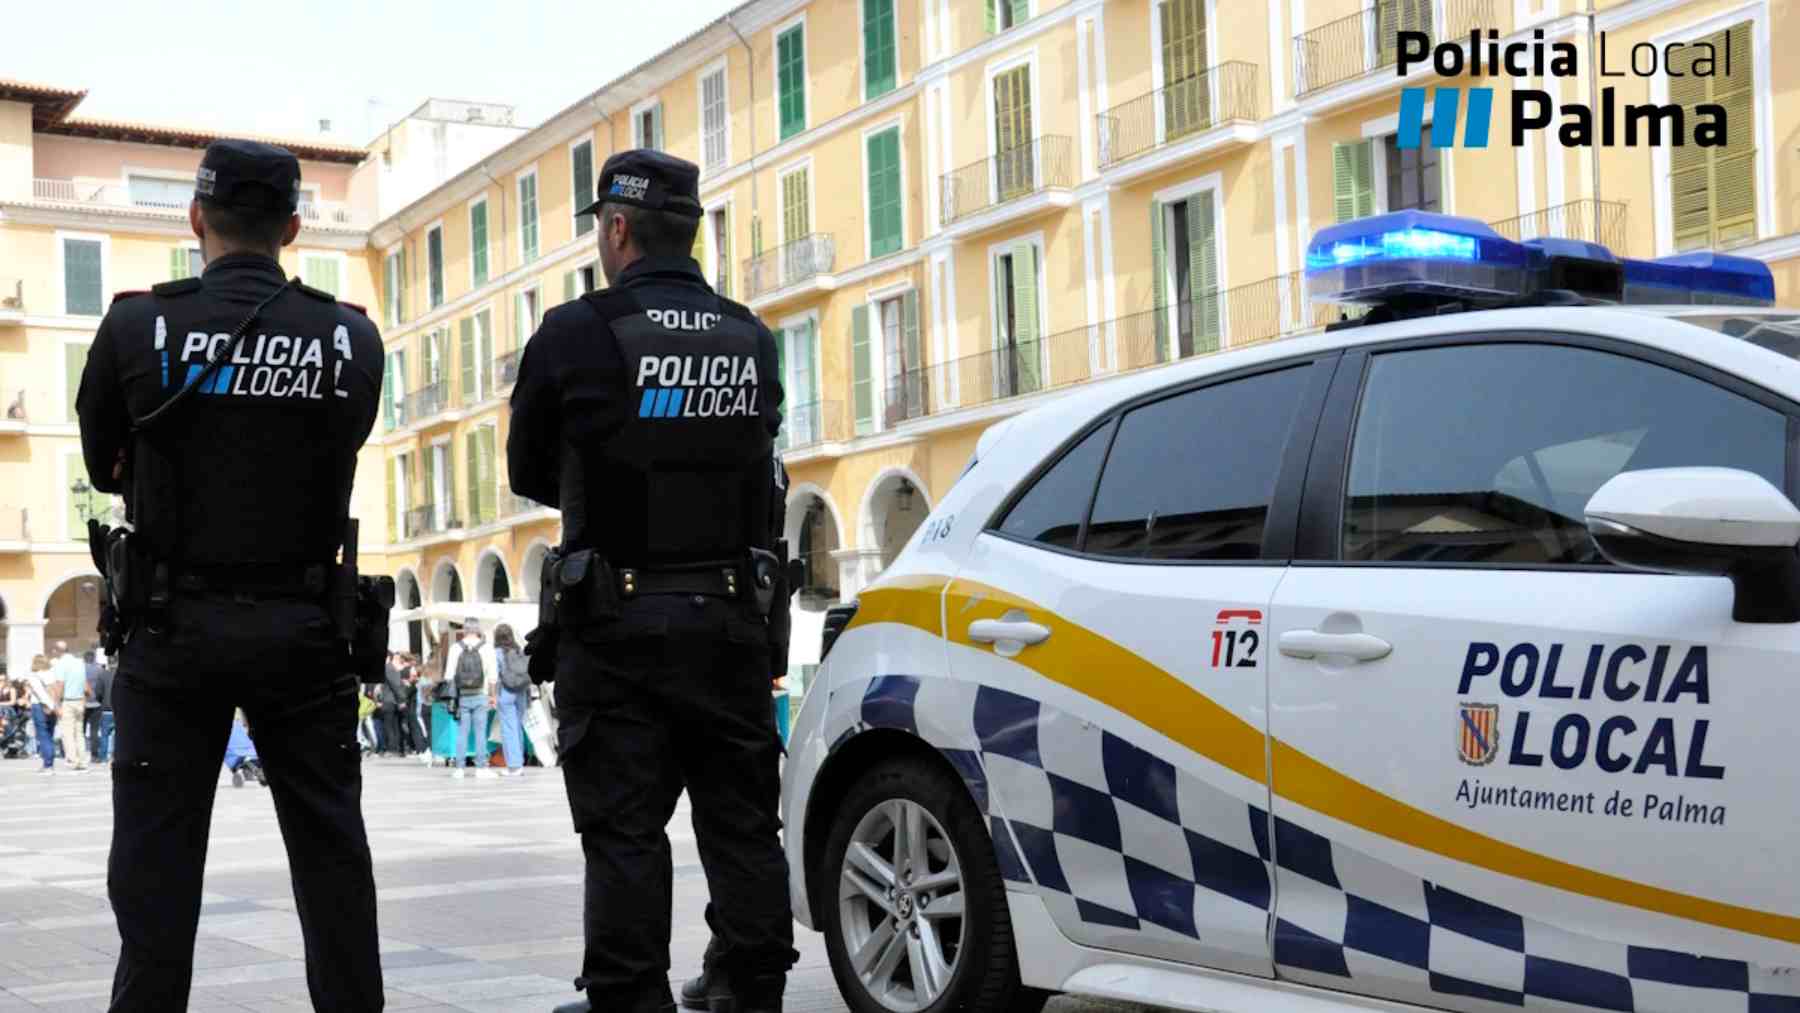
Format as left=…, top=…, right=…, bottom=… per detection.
left=384, top=350, right=407, bottom=430
left=864, top=0, right=897, bottom=98
left=427, top=226, right=445, bottom=308
left=1375, top=0, right=1432, bottom=68
left=169, top=247, right=203, bottom=281
left=1333, top=140, right=1376, bottom=222
left=518, top=173, right=540, bottom=263
left=866, top=127, right=903, bottom=258
left=852, top=305, right=874, bottom=435
left=782, top=169, right=809, bottom=244
left=384, top=250, right=405, bottom=328
left=465, top=426, right=498, bottom=526
left=1160, top=0, right=1211, bottom=140
left=783, top=320, right=821, bottom=445
left=702, top=70, right=728, bottom=173
left=572, top=140, right=596, bottom=237
left=635, top=103, right=664, bottom=149
left=62, top=238, right=103, bottom=316
left=995, top=244, right=1042, bottom=396
left=882, top=290, right=923, bottom=424
left=1185, top=195, right=1220, bottom=354
left=470, top=200, right=489, bottom=286
left=459, top=317, right=478, bottom=406
left=993, top=66, right=1034, bottom=200
left=301, top=253, right=341, bottom=295
left=778, top=24, right=807, bottom=141
left=65, top=342, right=88, bottom=423
left=1671, top=22, right=1756, bottom=250
left=986, top=0, right=1028, bottom=32
left=710, top=208, right=731, bottom=297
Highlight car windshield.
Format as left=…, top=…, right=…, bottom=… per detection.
left=1677, top=312, right=1800, bottom=357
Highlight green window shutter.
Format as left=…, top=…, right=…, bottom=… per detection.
left=852, top=304, right=873, bottom=435
left=564, top=271, right=577, bottom=304
left=465, top=434, right=480, bottom=526
left=459, top=317, right=476, bottom=404
left=572, top=142, right=596, bottom=237
left=380, top=365, right=394, bottom=431
left=867, top=128, right=903, bottom=258
left=1011, top=243, right=1041, bottom=393
left=63, top=239, right=102, bottom=316
left=1333, top=141, right=1375, bottom=223
left=516, top=292, right=527, bottom=346
left=778, top=27, right=806, bottom=140
left=471, top=202, right=489, bottom=285
left=396, top=249, right=408, bottom=323
left=1669, top=48, right=1711, bottom=249
left=443, top=446, right=456, bottom=525
left=65, top=342, right=88, bottom=422
left=1009, top=0, right=1028, bottom=26
left=480, top=428, right=497, bottom=524
left=1353, top=140, right=1375, bottom=218
left=383, top=254, right=397, bottom=326
left=520, top=176, right=539, bottom=262
left=1188, top=193, right=1220, bottom=350
left=385, top=462, right=397, bottom=542
left=169, top=247, right=189, bottom=281
left=652, top=104, right=665, bottom=149
left=783, top=169, right=810, bottom=245
left=985, top=0, right=996, bottom=33
left=1669, top=22, right=1756, bottom=250
left=751, top=216, right=763, bottom=257
left=1150, top=201, right=1166, bottom=363
left=865, top=0, right=897, bottom=98
left=476, top=310, right=494, bottom=394
left=900, top=288, right=922, bottom=414
left=427, top=229, right=445, bottom=308
left=717, top=211, right=731, bottom=297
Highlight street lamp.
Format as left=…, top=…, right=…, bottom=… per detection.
left=70, top=478, right=99, bottom=525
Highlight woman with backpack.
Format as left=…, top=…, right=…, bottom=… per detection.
left=443, top=617, right=497, bottom=780
left=492, top=624, right=532, bottom=778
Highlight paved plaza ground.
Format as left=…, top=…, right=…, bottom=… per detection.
left=0, top=754, right=1144, bottom=1013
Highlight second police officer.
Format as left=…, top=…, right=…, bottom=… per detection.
left=508, top=150, right=799, bottom=1013
left=75, top=140, right=387, bottom=1011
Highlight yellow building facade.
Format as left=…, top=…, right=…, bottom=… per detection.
left=2, top=0, right=1797, bottom=679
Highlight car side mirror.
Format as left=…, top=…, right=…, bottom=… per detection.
left=1585, top=467, right=1800, bottom=623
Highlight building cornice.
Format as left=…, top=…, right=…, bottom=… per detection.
left=0, top=203, right=369, bottom=248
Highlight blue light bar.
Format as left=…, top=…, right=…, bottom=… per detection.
left=1306, top=211, right=1528, bottom=305
left=1620, top=252, right=1774, bottom=307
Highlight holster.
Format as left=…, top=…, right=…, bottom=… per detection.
left=89, top=519, right=168, bottom=652
left=548, top=548, right=621, bottom=627
left=351, top=575, right=395, bottom=685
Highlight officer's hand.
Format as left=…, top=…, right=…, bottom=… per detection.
left=112, top=449, right=124, bottom=481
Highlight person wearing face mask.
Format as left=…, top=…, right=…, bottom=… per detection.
left=443, top=618, right=497, bottom=779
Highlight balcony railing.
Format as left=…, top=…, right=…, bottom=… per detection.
left=495, top=349, right=524, bottom=391
left=1294, top=0, right=1496, bottom=96
left=777, top=399, right=845, bottom=452
left=499, top=491, right=550, bottom=518
left=28, top=178, right=365, bottom=229
left=1488, top=199, right=1629, bottom=254
left=0, top=506, right=28, bottom=542
left=403, top=502, right=461, bottom=539
left=941, top=136, right=1075, bottom=225
left=400, top=380, right=451, bottom=426
left=744, top=234, right=836, bottom=300
left=1098, top=63, right=1263, bottom=168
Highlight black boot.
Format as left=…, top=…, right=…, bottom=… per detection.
left=707, top=970, right=784, bottom=1013
left=680, top=936, right=723, bottom=1010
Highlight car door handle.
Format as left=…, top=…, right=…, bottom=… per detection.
left=1278, top=630, right=1392, bottom=662
left=968, top=619, right=1051, bottom=648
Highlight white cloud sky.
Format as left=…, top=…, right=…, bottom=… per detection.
left=9, top=0, right=742, bottom=144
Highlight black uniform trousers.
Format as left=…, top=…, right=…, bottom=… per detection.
left=556, top=619, right=798, bottom=1007
left=108, top=594, right=382, bottom=1013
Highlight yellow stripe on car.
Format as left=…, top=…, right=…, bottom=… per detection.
left=845, top=576, right=1800, bottom=946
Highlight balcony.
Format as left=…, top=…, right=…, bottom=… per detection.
left=1488, top=199, right=1629, bottom=254
left=0, top=507, right=27, bottom=551
left=0, top=278, right=21, bottom=324
left=777, top=399, right=846, bottom=454
left=403, top=502, right=460, bottom=540
left=495, top=349, right=524, bottom=392
left=26, top=178, right=365, bottom=230
left=1098, top=63, right=1263, bottom=170
left=399, top=380, right=451, bottom=427
left=941, top=136, right=1075, bottom=229
left=744, top=234, right=837, bottom=305
left=1293, top=0, right=1495, bottom=97
left=499, top=491, right=552, bottom=518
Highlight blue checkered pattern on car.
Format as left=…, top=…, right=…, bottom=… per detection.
left=822, top=673, right=1800, bottom=1013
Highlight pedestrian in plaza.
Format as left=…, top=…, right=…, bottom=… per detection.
left=401, top=657, right=425, bottom=756
left=356, top=686, right=380, bottom=755
left=51, top=642, right=88, bottom=772
left=74, top=139, right=385, bottom=1012
left=87, top=652, right=115, bottom=765
left=223, top=711, right=266, bottom=788
left=1, top=677, right=34, bottom=760
left=509, top=149, right=798, bottom=1013
left=492, top=623, right=531, bottom=777
left=445, top=618, right=497, bottom=779
left=24, top=656, right=57, bottom=773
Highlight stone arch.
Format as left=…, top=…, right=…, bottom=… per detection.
left=858, top=467, right=933, bottom=569
left=39, top=570, right=105, bottom=659
left=392, top=567, right=424, bottom=656
left=520, top=540, right=553, bottom=603
left=785, top=483, right=846, bottom=610
left=474, top=549, right=513, bottom=603
left=430, top=559, right=465, bottom=604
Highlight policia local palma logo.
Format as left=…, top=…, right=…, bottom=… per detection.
left=1394, top=29, right=1737, bottom=149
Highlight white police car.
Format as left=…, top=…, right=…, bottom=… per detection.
left=780, top=211, right=1800, bottom=1013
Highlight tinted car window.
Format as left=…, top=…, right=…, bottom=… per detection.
left=995, top=422, right=1112, bottom=548
left=1345, top=342, right=1788, bottom=565
left=1086, top=366, right=1311, bottom=560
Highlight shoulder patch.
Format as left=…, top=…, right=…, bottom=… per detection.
left=110, top=290, right=151, bottom=305
left=339, top=300, right=370, bottom=318
left=149, top=278, right=202, bottom=297
left=292, top=280, right=337, bottom=303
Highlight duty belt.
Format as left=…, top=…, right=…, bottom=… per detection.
left=617, top=563, right=743, bottom=600
left=172, top=562, right=333, bottom=598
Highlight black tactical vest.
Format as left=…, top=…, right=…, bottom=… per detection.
left=561, top=288, right=775, bottom=567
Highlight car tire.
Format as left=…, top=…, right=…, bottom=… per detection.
left=820, top=755, right=1052, bottom=1013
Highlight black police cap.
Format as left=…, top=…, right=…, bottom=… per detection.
left=578, top=149, right=703, bottom=220
left=195, top=139, right=302, bottom=213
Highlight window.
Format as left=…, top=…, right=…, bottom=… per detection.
left=382, top=348, right=407, bottom=430
left=777, top=23, right=807, bottom=141
left=516, top=287, right=542, bottom=346
left=426, top=441, right=454, bottom=530
left=987, top=0, right=1028, bottom=33
left=997, top=423, right=1113, bottom=549
left=777, top=318, right=821, bottom=446
left=386, top=455, right=409, bottom=541
left=169, top=246, right=204, bottom=281
left=701, top=68, right=728, bottom=173
left=383, top=249, right=406, bottom=328
left=992, top=64, right=1034, bottom=198
left=634, top=102, right=664, bottom=150
left=465, top=425, right=499, bottom=526
left=300, top=252, right=342, bottom=295
left=1383, top=132, right=1441, bottom=212
left=1150, top=191, right=1220, bottom=362
left=62, top=237, right=103, bottom=316
left=64, top=341, right=88, bottom=423
left=579, top=264, right=597, bottom=294
left=866, top=127, right=903, bottom=258
left=880, top=290, right=923, bottom=426
left=1159, top=0, right=1211, bottom=140
left=1670, top=21, right=1757, bottom=250
left=426, top=225, right=445, bottom=308
left=781, top=168, right=810, bottom=246
left=864, top=0, right=898, bottom=98
left=127, top=175, right=191, bottom=210
left=707, top=207, right=731, bottom=296
left=571, top=140, right=596, bottom=237
left=1344, top=342, right=1788, bottom=565
left=470, top=199, right=490, bottom=287
left=459, top=309, right=494, bottom=405
left=1333, top=140, right=1377, bottom=222
left=1375, top=0, right=1432, bottom=67
left=992, top=241, right=1042, bottom=398
left=518, top=172, right=540, bottom=263
left=1085, top=366, right=1311, bottom=560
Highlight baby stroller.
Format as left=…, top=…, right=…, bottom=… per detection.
left=0, top=705, right=32, bottom=760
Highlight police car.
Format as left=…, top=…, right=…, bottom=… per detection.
left=779, top=210, right=1800, bottom=1013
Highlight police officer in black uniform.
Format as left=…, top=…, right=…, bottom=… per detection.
left=508, top=149, right=799, bottom=1013
left=76, top=139, right=386, bottom=1013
